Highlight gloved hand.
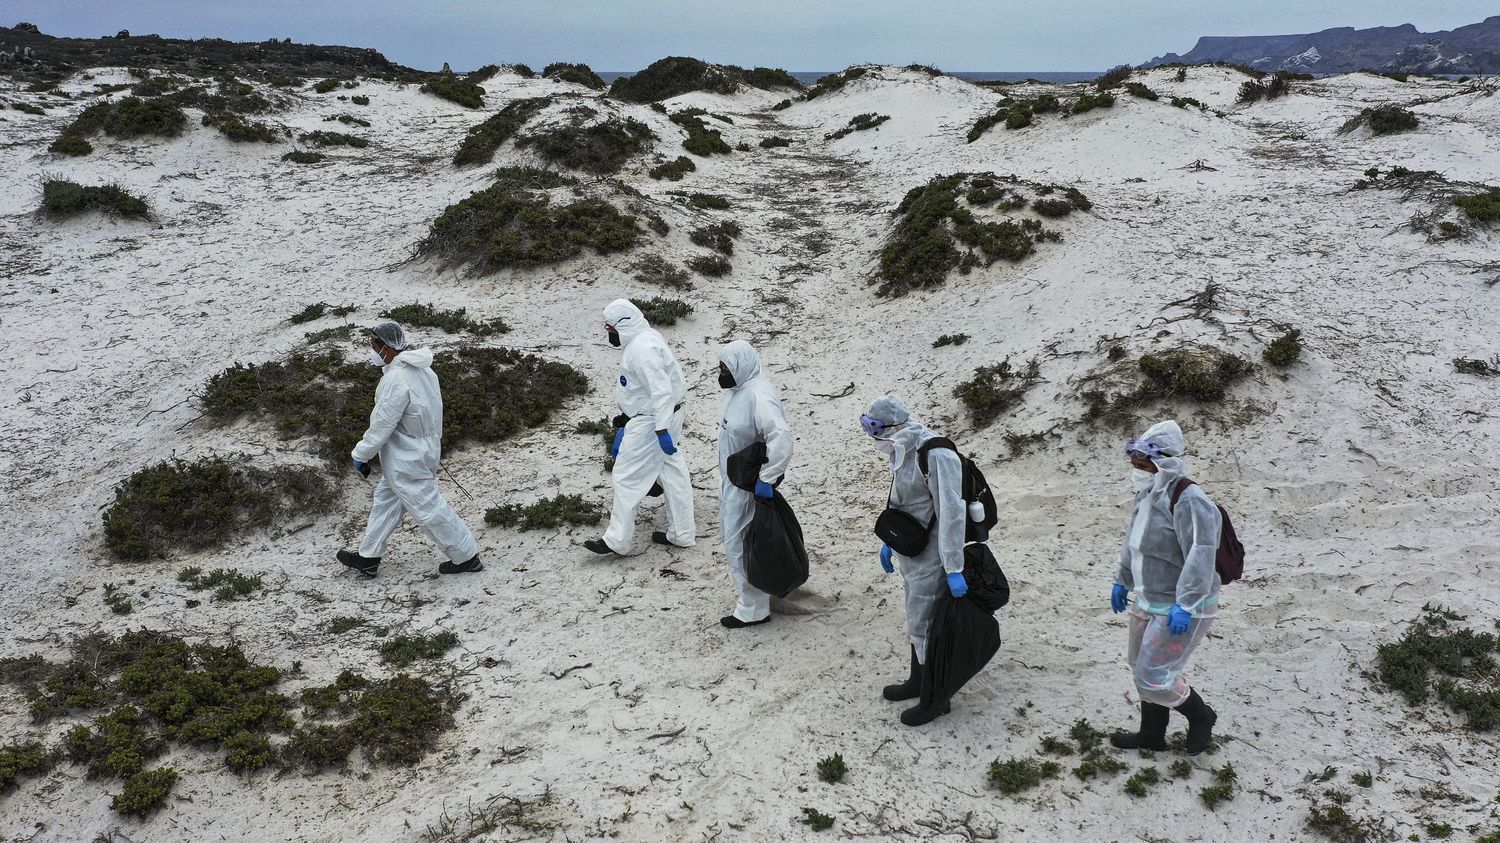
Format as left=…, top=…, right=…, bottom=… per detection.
left=753, top=480, right=774, bottom=499
left=656, top=430, right=677, bottom=455
left=1168, top=604, right=1192, bottom=635
left=353, top=459, right=371, bottom=479
left=1111, top=583, right=1129, bottom=614
left=946, top=572, right=969, bottom=598
left=610, top=429, right=624, bottom=459
left=879, top=544, right=894, bottom=573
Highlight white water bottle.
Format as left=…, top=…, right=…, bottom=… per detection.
left=968, top=500, right=985, bottom=521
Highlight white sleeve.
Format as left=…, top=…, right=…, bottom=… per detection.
left=639, top=346, right=677, bottom=430
left=351, top=373, right=405, bottom=462
left=755, top=394, right=793, bottom=484
left=1173, top=489, right=1222, bottom=614
left=924, top=448, right=967, bottom=574
left=1116, top=504, right=1136, bottom=588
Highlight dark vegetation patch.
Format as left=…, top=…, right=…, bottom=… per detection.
left=452, top=97, right=550, bottom=167
left=287, top=671, right=453, bottom=768
left=649, top=156, right=696, bottom=181
left=1374, top=604, right=1499, bottom=732
left=803, top=67, right=867, bottom=100
left=516, top=114, right=656, bottom=175
left=543, top=62, right=606, bottom=90
left=987, top=756, right=1062, bottom=795
left=687, top=192, right=731, bottom=210
left=1081, top=343, right=1253, bottom=426
left=608, top=56, right=801, bottom=103
left=48, top=134, right=94, bottom=156
left=381, top=303, right=510, bottom=336
left=1199, top=763, right=1238, bottom=810
left=177, top=567, right=264, bottom=602
left=1070, top=91, right=1116, bottom=114
left=1238, top=71, right=1300, bottom=104
left=41, top=180, right=149, bottom=219
left=421, top=74, right=485, bottom=108
left=202, top=347, right=588, bottom=458
left=378, top=631, right=459, bottom=668
left=1454, top=188, right=1500, bottom=224
left=954, top=359, right=1042, bottom=426
left=281, top=150, right=325, bottom=164
left=1093, top=65, right=1133, bottom=89
left=816, top=753, right=847, bottom=784
left=876, top=172, right=1082, bottom=296
left=113, top=767, right=178, bottom=816
left=760, top=136, right=792, bottom=148
left=1263, top=328, right=1303, bottom=367
left=299, top=129, right=368, bottom=148
left=325, top=113, right=370, bottom=128
left=164, top=73, right=278, bottom=115
left=826, top=113, right=889, bottom=140
left=688, top=220, right=742, bottom=255
left=312, top=78, right=341, bottom=93
left=467, top=64, right=500, bottom=84
left=968, top=92, right=1100, bottom=141
left=1171, top=96, right=1207, bottom=110
left=688, top=253, right=731, bottom=277
left=202, top=112, right=280, bottom=142
left=1454, top=356, right=1500, bottom=377
left=288, top=302, right=356, bottom=325
left=629, top=254, right=693, bottom=289
left=484, top=494, right=605, bottom=531
left=0, top=742, right=53, bottom=794
left=933, top=333, right=970, bottom=348
left=670, top=110, right=731, bottom=156
left=1340, top=105, right=1419, bottom=136
left=800, top=807, right=835, bottom=831
left=350, top=94, right=370, bottom=105
left=1123, top=82, right=1159, bottom=100
left=52, top=96, right=187, bottom=154
left=10, top=101, right=47, bottom=115
left=634, top=296, right=694, bottom=326
left=101, top=457, right=334, bottom=561
left=418, top=180, right=640, bottom=272
left=103, top=584, right=134, bottom=615
left=512, top=64, right=536, bottom=78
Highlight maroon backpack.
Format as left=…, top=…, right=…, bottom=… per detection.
left=1168, top=478, right=1245, bottom=585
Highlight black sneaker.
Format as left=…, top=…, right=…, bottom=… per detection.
left=337, top=550, right=380, bottom=578
left=720, top=615, right=771, bottom=629
left=439, top=555, right=483, bottom=575
left=583, top=538, right=618, bottom=555
left=652, top=531, right=691, bottom=548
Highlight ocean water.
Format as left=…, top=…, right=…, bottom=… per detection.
left=597, top=70, right=1099, bottom=85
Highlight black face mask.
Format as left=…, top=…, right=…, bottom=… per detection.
left=718, top=370, right=736, bottom=389
left=607, top=329, right=621, bottom=347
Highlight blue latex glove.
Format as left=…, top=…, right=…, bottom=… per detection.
left=1168, top=604, right=1192, bottom=635
left=610, top=429, right=624, bottom=459
left=353, top=459, right=371, bottom=479
left=753, top=480, right=775, bottom=499
left=879, top=544, right=894, bottom=573
left=656, top=430, right=677, bottom=455
left=946, top=572, right=969, bottom=598
left=1111, top=583, right=1129, bottom=614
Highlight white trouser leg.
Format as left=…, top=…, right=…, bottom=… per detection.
left=1127, top=608, right=1214, bottom=707
left=720, top=488, right=770, bottom=622
left=899, top=547, right=946, bottom=665
left=388, top=471, right=478, bottom=564
left=603, top=419, right=661, bottom=554
left=358, top=477, right=405, bottom=558
left=659, top=409, right=696, bottom=547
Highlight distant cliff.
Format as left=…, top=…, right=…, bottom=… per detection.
left=1143, top=16, right=1500, bottom=74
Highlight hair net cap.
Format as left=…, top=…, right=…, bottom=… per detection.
left=371, top=321, right=407, bottom=351
left=867, top=394, right=911, bottom=426
left=1138, top=419, right=1186, bottom=457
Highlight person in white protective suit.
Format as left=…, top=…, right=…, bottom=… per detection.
left=715, top=340, right=794, bottom=629
left=583, top=300, right=696, bottom=555
left=863, top=394, right=968, bottom=726
left=1108, top=419, right=1222, bottom=755
left=337, top=322, right=483, bottom=578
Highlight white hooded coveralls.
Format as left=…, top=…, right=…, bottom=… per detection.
left=717, top=341, right=794, bottom=623
left=602, top=300, right=695, bottom=552
left=352, top=347, right=479, bottom=564
left=869, top=396, right=966, bottom=663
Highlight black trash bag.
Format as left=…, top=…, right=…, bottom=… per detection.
left=963, top=543, right=1010, bottom=614
left=726, top=441, right=767, bottom=492
left=744, top=490, right=809, bottom=597
left=920, top=592, right=1001, bottom=708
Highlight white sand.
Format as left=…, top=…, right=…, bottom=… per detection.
left=1, top=64, right=1498, bottom=841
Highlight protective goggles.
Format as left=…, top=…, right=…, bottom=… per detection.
left=1124, top=439, right=1171, bottom=460
left=860, top=415, right=894, bottom=437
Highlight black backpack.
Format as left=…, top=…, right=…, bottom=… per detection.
left=918, top=438, right=1000, bottom=544
left=1168, top=478, right=1245, bottom=586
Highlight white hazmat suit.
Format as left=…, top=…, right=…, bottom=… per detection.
left=717, top=341, right=794, bottom=623
left=352, top=346, right=479, bottom=564
left=868, top=395, right=966, bottom=662
left=602, top=299, right=696, bottom=553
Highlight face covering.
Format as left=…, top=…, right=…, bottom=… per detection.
left=368, top=349, right=388, bottom=367
left=718, top=369, right=736, bottom=389
left=607, top=328, right=621, bottom=347
left=1131, top=468, right=1155, bottom=493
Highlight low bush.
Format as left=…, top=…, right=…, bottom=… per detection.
left=803, top=67, right=868, bottom=100
left=378, top=631, right=459, bottom=668
left=112, top=767, right=179, bottom=816
left=41, top=180, right=149, bottom=219
left=326, top=113, right=371, bottom=128
left=203, top=112, right=280, bottom=142
left=1171, top=96, right=1207, bottom=110
left=671, top=111, right=731, bottom=156
left=1071, top=91, right=1116, bottom=113
left=516, top=116, right=656, bottom=175
left=688, top=193, right=731, bottom=210
left=11, top=101, right=46, bottom=115
left=933, top=333, right=970, bottom=348
left=512, top=64, right=536, bottom=78
left=629, top=254, right=692, bottom=289
left=1123, top=767, right=1160, bottom=797
left=1454, top=357, right=1500, bottom=376
left=1340, top=104, right=1419, bottom=136
left=288, top=302, right=356, bottom=324
left=760, top=135, right=792, bottom=148
left=688, top=253, right=731, bottom=277
left=649, top=156, right=697, bottom=181
left=381, top=303, right=510, bottom=336
left=987, top=757, right=1061, bottom=795
left=351, top=94, right=371, bottom=105
left=609, top=56, right=801, bottom=103
left=0, top=742, right=52, bottom=794
left=1454, top=188, right=1500, bottom=224
left=418, top=181, right=641, bottom=272
left=484, top=494, right=605, bottom=531
left=287, top=671, right=452, bottom=767
left=800, top=808, right=835, bottom=831
left=543, top=62, right=606, bottom=90
left=816, top=753, right=847, bottom=784
left=1238, top=71, right=1298, bottom=104
left=467, top=64, right=501, bottom=84
left=1094, top=65, right=1133, bottom=89
left=453, top=97, right=550, bottom=166
left=1139, top=346, right=1251, bottom=401
left=103, top=584, right=133, bottom=615
left=49, top=134, right=94, bottom=156
left=65, top=96, right=188, bottom=139
left=1375, top=604, right=1499, bottom=731
left=300, top=130, right=368, bottom=148
left=1262, top=328, right=1303, bottom=367
left=1199, top=764, right=1237, bottom=810
left=102, top=457, right=334, bottom=561
left=1123, top=82, right=1159, bottom=100
left=177, top=567, right=264, bottom=602
left=634, top=296, right=693, bottom=326
left=282, top=150, right=325, bottom=164
left=689, top=220, right=742, bottom=255
left=313, top=78, right=341, bottom=93
left=954, top=359, right=1042, bottom=426
left=826, top=112, right=889, bottom=140
left=421, top=75, right=485, bottom=108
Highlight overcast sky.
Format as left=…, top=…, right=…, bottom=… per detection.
left=11, top=1, right=1497, bottom=71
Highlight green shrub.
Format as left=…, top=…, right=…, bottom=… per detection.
left=102, top=583, right=134, bottom=615
left=224, top=731, right=274, bottom=772
left=1123, top=82, right=1159, bottom=100
left=1168, top=759, right=1194, bottom=779
left=954, top=359, right=1042, bottom=426
left=649, top=156, right=697, bottom=181
left=41, top=180, right=149, bottom=219
left=826, top=113, right=890, bottom=140
left=1070, top=718, right=1106, bottom=751
left=203, top=112, right=280, bottom=142
left=1454, top=188, right=1500, bottom=224
left=177, top=567, right=264, bottom=602
left=202, top=346, right=588, bottom=458
left=289, top=302, right=355, bottom=324
left=112, top=767, right=178, bottom=816
left=11, top=101, right=46, bottom=115
left=378, top=631, right=459, bottom=668
left=419, top=181, right=640, bottom=272
left=1123, top=767, right=1160, bottom=797
left=986, top=757, right=1061, bottom=794
left=102, top=457, right=334, bottom=561
left=350, top=94, right=370, bottom=105
left=282, top=150, right=325, bottom=164
left=1239, top=72, right=1297, bottom=104
left=816, top=753, right=847, bottom=784
left=1072, top=91, right=1115, bottom=113
left=453, top=97, right=550, bottom=166
left=609, top=57, right=801, bottom=103
left=64, top=96, right=188, bottom=140
left=688, top=193, right=731, bottom=210
left=421, top=75, right=485, bottom=108
left=1032, top=187, right=1092, bottom=218
left=771, top=99, right=792, bottom=111
left=300, top=130, right=368, bottom=148
left=671, top=111, right=731, bottom=156
left=1375, top=605, right=1499, bottom=731
left=803, top=67, right=867, bottom=100
left=1038, top=735, right=1073, bottom=755
left=49, top=134, right=94, bottom=156
left=689, top=220, right=741, bottom=255
left=326, top=113, right=371, bottom=128
left=467, top=64, right=501, bottom=84
left=688, top=253, right=731, bottom=277
left=291, top=672, right=453, bottom=766
left=381, top=303, right=509, bottom=336
left=543, top=62, right=606, bottom=90
left=1171, top=96, right=1207, bottom=110
left=1263, top=328, right=1303, bottom=367
left=0, top=743, right=53, bottom=794
left=484, top=494, right=605, bottom=530
left=1094, top=65, right=1133, bottom=89
left=634, top=296, right=693, bottom=326
left=1454, top=357, right=1500, bottom=376
left=629, top=254, right=693, bottom=289
left=1340, top=104, right=1419, bottom=136
left=313, top=78, right=341, bottom=93
left=760, top=136, right=792, bottom=148
left=1138, top=347, right=1251, bottom=401
left=932, top=333, right=970, bottom=348
left=800, top=807, right=835, bottom=831
left=1199, top=763, right=1237, bottom=809
left=1305, top=799, right=1391, bottom=841
left=516, top=116, right=656, bottom=175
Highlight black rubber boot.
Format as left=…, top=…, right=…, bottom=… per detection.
left=899, top=660, right=950, bottom=726
left=1110, top=701, right=1171, bottom=751
left=882, top=646, right=921, bottom=702
left=1175, top=688, right=1217, bottom=755
left=720, top=615, right=770, bottom=629
left=439, top=555, right=483, bottom=574
left=337, top=550, right=380, bottom=578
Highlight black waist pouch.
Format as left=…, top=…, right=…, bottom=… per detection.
left=875, top=508, right=931, bottom=557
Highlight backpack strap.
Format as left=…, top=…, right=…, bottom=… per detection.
left=1169, top=477, right=1198, bottom=513
left=917, top=437, right=957, bottom=475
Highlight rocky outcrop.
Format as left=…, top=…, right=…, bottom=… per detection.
left=1143, top=16, right=1500, bottom=74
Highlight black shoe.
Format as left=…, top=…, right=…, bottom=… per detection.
left=439, top=555, right=483, bottom=574
left=583, top=538, right=617, bottom=555
left=898, top=654, right=951, bottom=726
left=337, top=550, right=380, bottom=578
left=1175, top=689, right=1217, bottom=755
left=720, top=615, right=771, bottom=629
left=882, top=645, right=921, bottom=702
left=651, top=531, right=687, bottom=548
left=1110, top=701, right=1171, bottom=751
